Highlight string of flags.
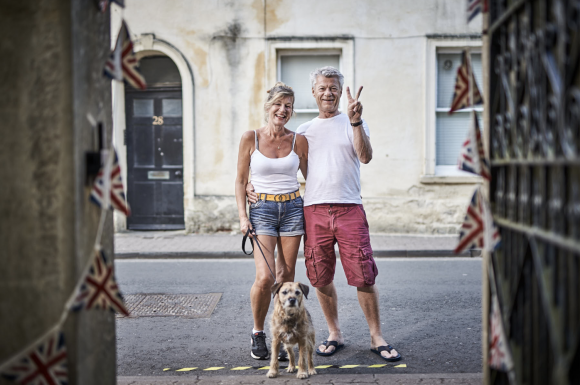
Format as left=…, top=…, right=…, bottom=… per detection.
left=452, top=48, right=500, bottom=255
left=449, top=50, right=483, bottom=114
left=104, top=21, right=147, bottom=91
left=0, top=14, right=136, bottom=385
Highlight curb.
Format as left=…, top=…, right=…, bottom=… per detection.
left=115, top=250, right=481, bottom=259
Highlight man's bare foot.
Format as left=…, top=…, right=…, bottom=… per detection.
left=371, top=336, right=399, bottom=359
left=317, top=332, right=344, bottom=354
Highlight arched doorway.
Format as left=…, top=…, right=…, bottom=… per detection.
left=125, top=55, right=185, bottom=230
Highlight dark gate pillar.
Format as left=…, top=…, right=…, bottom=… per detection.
left=0, top=1, right=115, bottom=384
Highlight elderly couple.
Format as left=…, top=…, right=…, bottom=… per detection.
left=235, top=67, right=401, bottom=363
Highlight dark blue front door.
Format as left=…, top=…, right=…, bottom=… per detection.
left=125, top=88, right=184, bottom=230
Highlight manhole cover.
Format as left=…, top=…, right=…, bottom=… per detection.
left=118, top=293, right=222, bottom=318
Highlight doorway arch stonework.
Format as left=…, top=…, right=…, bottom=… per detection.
left=113, top=35, right=195, bottom=232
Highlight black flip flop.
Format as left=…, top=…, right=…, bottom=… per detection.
left=316, top=340, right=345, bottom=356
left=370, top=345, right=402, bottom=362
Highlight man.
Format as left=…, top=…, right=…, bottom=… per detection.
left=248, top=66, right=400, bottom=361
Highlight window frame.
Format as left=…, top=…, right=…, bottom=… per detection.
left=422, top=38, right=483, bottom=184
left=267, top=39, right=354, bottom=116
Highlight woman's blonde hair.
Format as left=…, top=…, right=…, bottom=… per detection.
left=264, top=82, right=295, bottom=122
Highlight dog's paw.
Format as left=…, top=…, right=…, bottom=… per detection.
left=296, top=371, right=308, bottom=379
left=286, top=365, right=295, bottom=373
left=308, top=368, right=317, bottom=375
left=266, top=370, right=278, bottom=378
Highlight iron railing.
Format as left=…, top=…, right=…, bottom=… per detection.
left=488, top=0, right=580, bottom=383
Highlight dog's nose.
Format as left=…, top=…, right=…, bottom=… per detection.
left=288, top=298, right=296, bottom=305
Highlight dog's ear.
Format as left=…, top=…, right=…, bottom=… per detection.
left=271, top=282, right=283, bottom=298
left=298, top=283, right=310, bottom=299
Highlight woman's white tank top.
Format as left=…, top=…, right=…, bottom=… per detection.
left=250, top=130, right=300, bottom=194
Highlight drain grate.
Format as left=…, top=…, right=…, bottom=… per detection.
left=118, top=293, right=222, bottom=318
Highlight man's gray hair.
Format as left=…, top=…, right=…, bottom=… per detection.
left=310, top=66, right=344, bottom=89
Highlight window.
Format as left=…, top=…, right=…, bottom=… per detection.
left=436, top=50, right=483, bottom=172
left=423, top=39, right=484, bottom=183
left=278, top=51, right=341, bottom=131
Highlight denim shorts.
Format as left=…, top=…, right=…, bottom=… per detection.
left=249, top=195, right=305, bottom=237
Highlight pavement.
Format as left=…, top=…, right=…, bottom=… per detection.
left=115, top=258, right=482, bottom=379
left=118, top=372, right=482, bottom=384
left=114, top=232, right=479, bottom=259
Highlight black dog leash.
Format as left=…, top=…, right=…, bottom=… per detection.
left=242, top=229, right=277, bottom=284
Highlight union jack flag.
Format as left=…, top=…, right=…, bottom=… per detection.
left=72, top=248, right=129, bottom=317
left=458, top=112, right=491, bottom=180
left=1, top=329, right=67, bottom=385
left=454, top=187, right=500, bottom=254
left=104, top=21, right=146, bottom=90
left=449, top=51, right=483, bottom=114
left=489, top=293, right=514, bottom=371
left=467, top=0, right=484, bottom=22
left=90, top=150, right=130, bottom=216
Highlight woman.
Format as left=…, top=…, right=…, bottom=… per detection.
left=235, top=82, right=308, bottom=361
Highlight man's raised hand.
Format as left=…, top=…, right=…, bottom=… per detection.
left=346, top=86, right=363, bottom=122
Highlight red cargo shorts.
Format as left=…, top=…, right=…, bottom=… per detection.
left=303, top=203, right=378, bottom=288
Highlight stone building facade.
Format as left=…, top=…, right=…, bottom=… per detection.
left=112, top=0, right=484, bottom=234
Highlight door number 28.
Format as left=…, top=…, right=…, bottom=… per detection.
left=153, top=116, right=164, bottom=125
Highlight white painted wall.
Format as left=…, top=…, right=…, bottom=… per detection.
left=113, top=0, right=484, bottom=233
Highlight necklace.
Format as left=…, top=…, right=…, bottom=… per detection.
left=276, top=134, right=284, bottom=150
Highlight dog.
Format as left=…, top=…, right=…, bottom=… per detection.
left=267, top=282, right=317, bottom=379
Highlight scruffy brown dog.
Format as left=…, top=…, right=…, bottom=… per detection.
left=267, top=282, right=317, bottom=379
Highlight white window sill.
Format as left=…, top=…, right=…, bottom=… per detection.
left=420, top=166, right=483, bottom=184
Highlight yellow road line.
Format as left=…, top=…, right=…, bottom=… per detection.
left=231, top=366, right=252, bottom=370
left=203, top=367, right=225, bottom=371
left=175, top=367, right=197, bottom=372
left=163, top=368, right=171, bottom=371
left=368, top=364, right=387, bottom=368
left=339, top=365, right=359, bottom=368
left=314, top=365, right=333, bottom=369
left=258, top=366, right=270, bottom=370
left=395, top=364, right=407, bottom=368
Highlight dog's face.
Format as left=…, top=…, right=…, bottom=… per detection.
left=271, top=282, right=310, bottom=314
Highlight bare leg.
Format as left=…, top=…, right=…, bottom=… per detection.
left=315, top=282, right=344, bottom=353
left=276, top=235, right=301, bottom=283
left=357, top=285, right=399, bottom=359
left=267, top=336, right=280, bottom=378
left=250, top=235, right=277, bottom=331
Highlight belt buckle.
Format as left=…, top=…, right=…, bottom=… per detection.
left=275, top=194, right=287, bottom=202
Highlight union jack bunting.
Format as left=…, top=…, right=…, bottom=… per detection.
left=1, top=329, right=67, bottom=385
left=72, top=248, right=129, bottom=316
left=454, top=187, right=500, bottom=254
left=449, top=51, right=483, bottom=114
left=104, top=21, right=146, bottom=90
left=90, top=150, right=130, bottom=216
left=489, top=293, right=514, bottom=372
left=458, top=112, right=491, bottom=180
left=467, top=0, right=484, bottom=22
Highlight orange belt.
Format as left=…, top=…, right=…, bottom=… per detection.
left=258, top=190, right=300, bottom=202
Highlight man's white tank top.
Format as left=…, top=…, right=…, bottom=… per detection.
left=250, top=130, right=300, bottom=194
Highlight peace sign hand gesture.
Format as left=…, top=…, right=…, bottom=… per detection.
left=346, top=86, right=363, bottom=122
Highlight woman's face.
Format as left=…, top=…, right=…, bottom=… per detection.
left=268, top=96, right=293, bottom=126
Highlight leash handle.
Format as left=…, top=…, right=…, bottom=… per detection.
left=242, top=229, right=277, bottom=284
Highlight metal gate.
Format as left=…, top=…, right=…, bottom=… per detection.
left=488, top=0, right=580, bottom=383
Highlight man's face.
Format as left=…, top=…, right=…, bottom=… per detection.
left=312, top=76, right=342, bottom=114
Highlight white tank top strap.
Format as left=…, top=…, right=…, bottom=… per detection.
left=291, top=132, right=296, bottom=151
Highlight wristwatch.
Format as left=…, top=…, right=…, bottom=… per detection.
left=350, top=121, right=363, bottom=127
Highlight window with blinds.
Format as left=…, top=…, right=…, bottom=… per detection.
left=279, top=53, right=340, bottom=131
left=436, top=51, right=483, bottom=167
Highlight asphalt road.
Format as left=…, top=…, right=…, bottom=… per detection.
left=115, top=258, right=482, bottom=377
